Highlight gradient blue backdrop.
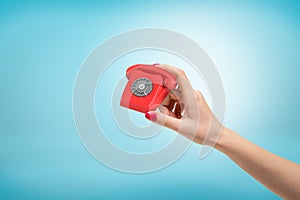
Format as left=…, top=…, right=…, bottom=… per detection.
left=1, top=0, right=299, bottom=199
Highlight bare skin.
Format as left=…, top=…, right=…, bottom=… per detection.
left=146, top=64, right=300, bottom=200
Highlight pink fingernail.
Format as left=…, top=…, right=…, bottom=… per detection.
left=145, top=112, right=157, bottom=121
left=153, top=63, right=160, bottom=66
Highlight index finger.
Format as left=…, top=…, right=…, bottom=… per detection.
left=157, top=64, right=195, bottom=103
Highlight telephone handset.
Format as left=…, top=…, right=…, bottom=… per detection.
left=120, top=64, right=177, bottom=113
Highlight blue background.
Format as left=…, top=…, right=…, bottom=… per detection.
left=1, top=0, right=299, bottom=199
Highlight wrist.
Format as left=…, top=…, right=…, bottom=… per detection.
left=214, top=127, right=236, bottom=153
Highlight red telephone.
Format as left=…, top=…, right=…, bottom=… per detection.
left=120, top=64, right=177, bottom=113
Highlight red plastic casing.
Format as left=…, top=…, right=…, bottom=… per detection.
left=120, top=64, right=177, bottom=113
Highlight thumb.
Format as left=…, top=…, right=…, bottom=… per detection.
left=145, top=111, right=181, bottom=132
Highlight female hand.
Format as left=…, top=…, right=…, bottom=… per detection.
left=145, top=64, right=300, bottom=200
left=145, top=64, right=224, bottom=146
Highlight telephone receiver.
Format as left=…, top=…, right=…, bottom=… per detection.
left=120, top=64, right=177, bottom=113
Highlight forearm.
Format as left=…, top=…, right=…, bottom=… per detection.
left=215, top=128, right=300, bottom=199
left=151, top=64, right=300, bottom=198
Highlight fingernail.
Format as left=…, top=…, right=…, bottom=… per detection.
left=145, top=112, right=157, bottom=121
left=153, top=63, right=160, bottom=66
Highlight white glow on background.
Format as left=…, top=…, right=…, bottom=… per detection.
left=1, top=1, right=299, bottom=199
left=96, top=48, right=211, bottom=153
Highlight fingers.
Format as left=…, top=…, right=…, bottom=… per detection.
left=145, top=111, right=181, bottom=132
left=157, top=64, right=189, bottom=80
left=158, top=105, right=169, bottom=114
left=174, top=102, right=182, bottom=119
left=160, top=89, right=183, bottom=119
left=156, top=64, right=195, bottom=105
left=162, top=100, right=183, bottom=119
left=161, top=89, right=181, bottom=108
left=167, top=99, right=176, bottom=111
left=195, top=90, right=204, bottom=102
left=169, top=89, right=182, bottom=100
